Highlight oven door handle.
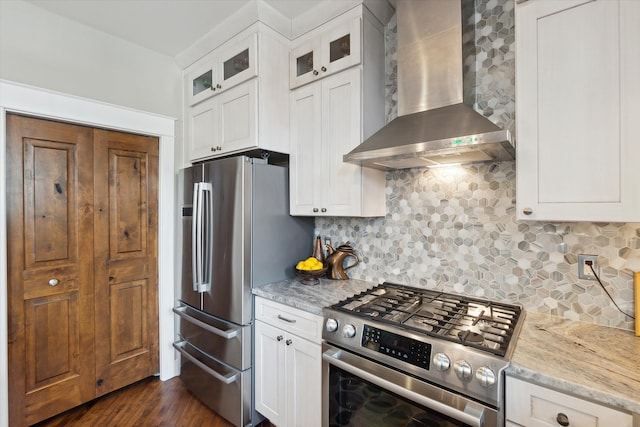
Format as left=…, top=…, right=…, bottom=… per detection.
left=323, top=348, right=485, bottom=427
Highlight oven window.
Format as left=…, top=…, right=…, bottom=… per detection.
left=328, top=366, right=471, bottom=427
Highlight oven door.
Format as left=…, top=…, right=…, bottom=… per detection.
left=322, top=343, right=499, bottom=427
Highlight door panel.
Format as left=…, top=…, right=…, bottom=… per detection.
left=109, top=280, right=147, bottom=360
left=93, top=129, right=159, bottom=396
left=25, top=293, right=78, bottom=390
left=6, top=114, right=95, bottom=426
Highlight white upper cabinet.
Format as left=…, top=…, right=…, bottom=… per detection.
left=187, top=33, right=257, bottom=107
left=515, top=0, right=640, bottom=222
left=184, top=24, right=290, bottom=163
left=289, top=6, right=386, bottom=217
left=290, top=16, right=362, bottom=89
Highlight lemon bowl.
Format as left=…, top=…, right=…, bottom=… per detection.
left=295, top=265, right=328, bottom=286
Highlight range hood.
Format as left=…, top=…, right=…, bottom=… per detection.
left=344, top=0, right=514, bottom=170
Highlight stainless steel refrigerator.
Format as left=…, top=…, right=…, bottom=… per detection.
left=173, top=156, right=313, bottom=427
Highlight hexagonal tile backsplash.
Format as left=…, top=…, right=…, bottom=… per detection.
left=316, top=0, right=640, bottom=331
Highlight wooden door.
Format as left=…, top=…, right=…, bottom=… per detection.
left=93, top=129, right=159, bottom=396
left=6, top=114, right=96, bottom=426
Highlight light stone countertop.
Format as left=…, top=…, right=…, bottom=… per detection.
left=252, top=278, right=377, bottom=316
left=253, top=279, right=640, bottom=414
left=508, top=311, right=640, bottom=414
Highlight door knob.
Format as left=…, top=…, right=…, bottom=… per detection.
left=48, top=278, right=59, bottom=287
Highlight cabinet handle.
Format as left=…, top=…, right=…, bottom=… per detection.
left=313, top=208, right=319, bottom=213
left=48, top=278, right=59, bottom=287
left=313, top=70, right=319, bottom=76
left=556, top=413, right=569, bottom=426
left=277, top=315, right=296, bottom=324
left=321, top=208, right=327, bottom=213
left=321, top=66, right=327, bottom=72
left=285, top=339, right=293, bottom=346
left=277, top=335, right=283, bottom=341
left=522, top=208, right=533, bottom=215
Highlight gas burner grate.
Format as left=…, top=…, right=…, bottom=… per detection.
left=329, top=282, right=523, bottom=357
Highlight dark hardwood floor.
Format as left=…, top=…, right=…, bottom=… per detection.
left=33, top=376, right=274, bottom=427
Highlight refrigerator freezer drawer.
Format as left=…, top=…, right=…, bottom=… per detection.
left=174, top=304, right=251, bottom=370
left=173, top=341, right=253, bottom=427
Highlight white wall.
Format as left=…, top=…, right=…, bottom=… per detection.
left=0, top=0, right=182, bottom=119
left=0, top=3, right=184, bottom=425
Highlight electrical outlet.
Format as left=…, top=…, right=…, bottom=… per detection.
left=578, top=254, right=599, bottom=280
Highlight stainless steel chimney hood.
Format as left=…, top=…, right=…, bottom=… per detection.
left=344, top=0, right=514, bottom=170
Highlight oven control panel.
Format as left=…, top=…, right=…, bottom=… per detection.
left=361, top=325, right=431, bottom=370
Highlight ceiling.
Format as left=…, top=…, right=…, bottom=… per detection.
left=24, top=0, right=343, bottom=58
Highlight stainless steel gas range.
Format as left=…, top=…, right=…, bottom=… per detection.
left=321, top=282, right=525, bottom=427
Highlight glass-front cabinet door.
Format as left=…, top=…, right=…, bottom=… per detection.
left=290, top=39, right=321, bottom=89
left=187, top=33, right=258, bottom=106
left=289, top=17, right=362, bottom=89
left=218, top=33, right=257, bottom=93
left=321, top=17, right=361, bottom=77
left=188, top=61, right=217, bottom=106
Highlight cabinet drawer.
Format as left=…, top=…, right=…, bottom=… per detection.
left=506, top=376, right=632, bottom=427
left=254, top=296, right=323, bottom=343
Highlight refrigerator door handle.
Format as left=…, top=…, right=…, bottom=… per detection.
left=172, top=341, right=240, bottom=385
left=192, top=182, right=213, bottom=293
left=173, top=306, right=241, bottom=339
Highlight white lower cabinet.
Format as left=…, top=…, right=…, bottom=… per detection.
left=254, top=297, right=322, bottom=427
left=506, top=376, right=632, bottom=427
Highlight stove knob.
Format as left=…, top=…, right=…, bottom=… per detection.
left=475, top=366, right=496, bottom=387
left=325, top=318, right=338, bottom=332
left=342, top=324, right=356, bottom=338
left=453, top=360, right=472, bottom=381
left=432, top=353, right=451, bottom=371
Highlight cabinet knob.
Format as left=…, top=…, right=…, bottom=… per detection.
left=216, top=84, right=222, bottom=89
left=313, top=70, right=319, bottom=76
left=321, top=66, right=327, bottom=72
left=285, top=339, right=293, bottom=346
left=48, top=278, right=59, bottom=287
left=522, top=208, right=533, bottom=215
left=556, top=412, right=569, bottom=426
left=313, top=208, right=319, bottom=212
left=277, top=335, right=283, bottom=342
left=321, top=208, right=327, bottom=213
